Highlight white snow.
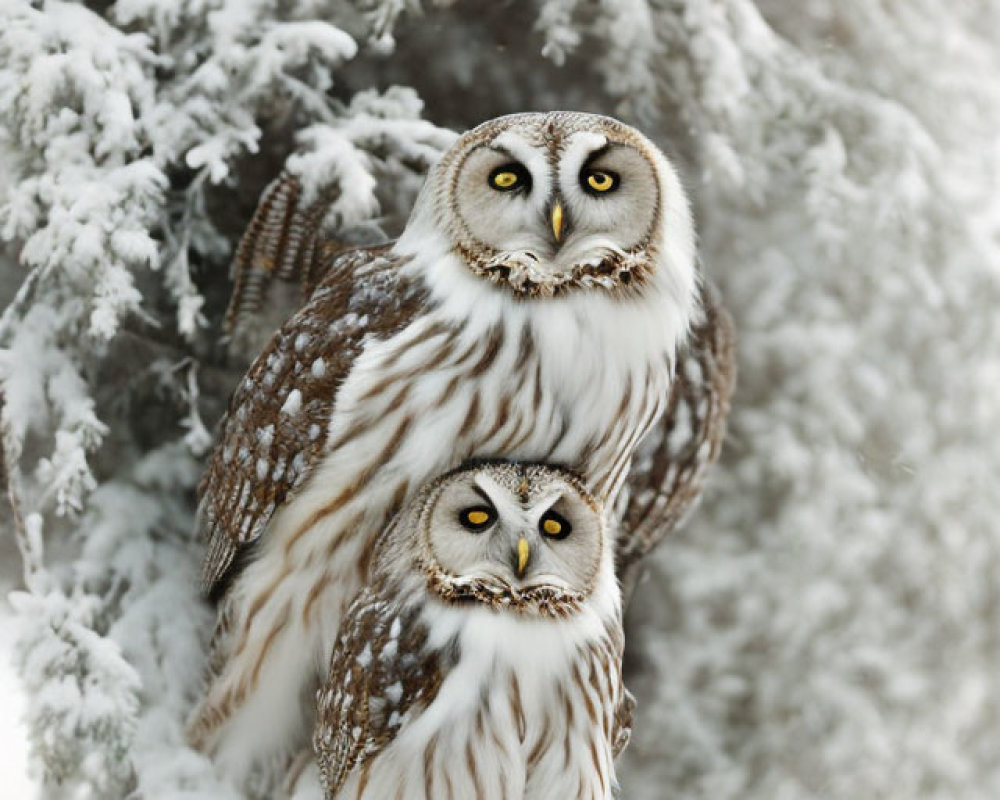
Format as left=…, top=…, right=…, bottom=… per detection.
left=0, top=563, right=39, bottom=799
left=0, top=649, right=36, bottom=798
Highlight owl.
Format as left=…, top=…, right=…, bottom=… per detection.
left=312, top=462, right=630, bottom=800
left=188, top=111, right=732, bottom=777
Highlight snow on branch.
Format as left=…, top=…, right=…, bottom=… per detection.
left=287, top=87, right=457, bottom=226
left=9, top=588, right=142, bottom=797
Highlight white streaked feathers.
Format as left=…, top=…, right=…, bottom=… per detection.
left=190, top=113, right=698, bottom=791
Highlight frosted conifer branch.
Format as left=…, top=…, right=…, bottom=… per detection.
left=180, top=360, right=213, bottom=457
left=1, top=388, right=46, bottom=590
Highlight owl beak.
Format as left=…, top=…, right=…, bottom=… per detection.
left=550, top=201, right=564, bottom=243
left=515, top=537, right=531, bottom=578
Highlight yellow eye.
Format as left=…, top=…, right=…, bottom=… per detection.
left=460, top=507, right=494, bottom=531
left=489, top=164, right=530, bottom=192
left=585, top=170, right=617, bottom=193
left=539, top=510, right=572, bottom=540
left=492, top=171, right=519, bottom=189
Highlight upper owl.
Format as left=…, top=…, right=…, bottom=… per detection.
left=398, top=110, right=696, bottom=304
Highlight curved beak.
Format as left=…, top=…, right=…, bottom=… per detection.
left=516, top=537, right=531, bottom=578
left=550, top=202, right=564, bottom=242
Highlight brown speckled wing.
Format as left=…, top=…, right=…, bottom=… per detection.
left=199, top=224, right=426, bottom=596
left=314, top=588, right=451, bottom=797
left=617, top=282, right=736, bottom=594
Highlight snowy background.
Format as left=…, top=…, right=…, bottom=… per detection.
left=2, top=1, right=1000, bottom=798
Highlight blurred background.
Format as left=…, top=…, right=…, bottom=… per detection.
left=1, top=1, right=999, bottom=797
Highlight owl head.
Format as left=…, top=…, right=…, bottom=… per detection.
left=400, top=111, right=695, bottom=301
left=378, top=461, right=612, bottom=618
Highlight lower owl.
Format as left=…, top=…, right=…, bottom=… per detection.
left=312, top=461, right=632, bottom=800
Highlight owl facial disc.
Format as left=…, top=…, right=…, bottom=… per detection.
left=426, top=111, right=689, bottom=298
left=417, top=462, right=606, bottom=618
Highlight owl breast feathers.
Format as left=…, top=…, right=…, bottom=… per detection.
left=189, top=112, right=735, bottom=784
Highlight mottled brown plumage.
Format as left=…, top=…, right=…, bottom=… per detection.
left=314, top=585, right=452, bottom=795
left=199, top=244, right=424, bottom=594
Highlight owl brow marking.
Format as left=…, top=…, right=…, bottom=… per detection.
left=471, top=485, right=494, bottom=506
left=581, top=142, right=616, bottom=168
left=488, top=144, right=517, bottom=159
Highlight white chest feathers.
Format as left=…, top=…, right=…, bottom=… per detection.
left=320, top=251, right=684, bottom=507
left=336, top=597, right=623, bottom=800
